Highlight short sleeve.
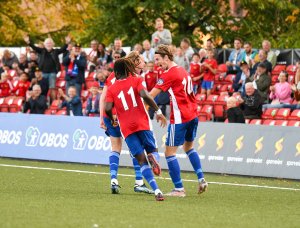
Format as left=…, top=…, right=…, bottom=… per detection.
left=105, top=88, right=114, bottom=103
left=136, top=77, right=147, bottom=93
left=154, top=72, right=172, bottom=92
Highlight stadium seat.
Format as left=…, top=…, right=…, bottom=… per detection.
left=0, top=96, right=14, bottom=112
left=203, top=94, right=219, bottom=105
left=9, top=97, right=24, bottom=112
left=212, top=83, right=222, bottom=95
left=56, top=71, right=66, bottom=80
left=55, top=80, right=66, bottom=90
left=56, top=109, right=67, bottom=115
left=249, top=119, right=262, bottom=125
left=288, top=109, right=300, bottom=120
left=44, top=109, right=56, bottom=115
left=50, top=100, right=61, bottom=111
left=81, top=90, right=90, bottom=101
left=223, top=74, right=236, bottom=84
left=84, top=71, right=90, bottom=79
left=262, top=108, right=278, bottom=119
left=263, top=119, right=276, bottom=126
left=217, top=64, right=227, bottom=73
left=214, top=94, right=229, bottom=119
left=271, top=65, right=286, bottom=75
left=275, top=120, right=288, bottom=126
left=287, top=120, right=300, bottom=127
left=198, top=105, right=213, bottom=122
left=274, top=108, right=291, bottom=120
left=219, top=84, right=233, bottom=94
left=271, top=75, right=279, bottom=84
left=195, top=94, right=206, bottom=105
left=286, top=65, right=297, bottom=75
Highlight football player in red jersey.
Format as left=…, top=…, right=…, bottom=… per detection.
left=150, top=45, right=208, bottom=197
left=105, top=58, right=166, bottom=201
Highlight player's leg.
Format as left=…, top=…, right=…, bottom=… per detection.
left=183, top=117, right=208, bottom=194
left=125, top=133, right=164, bottom=201
left=164, top=123, right=186, bottom=197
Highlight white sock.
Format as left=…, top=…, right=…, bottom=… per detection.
left=135, top=179, right=144, bottom=186
left=111, top=178, right=118, bottom=185
left=154, top=189, right=162, bottom=195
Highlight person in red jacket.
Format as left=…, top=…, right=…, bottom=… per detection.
left=190, top=53, right=202, bottom=94
left=0, top=72, right=13, bottom=97
left=11, top=72, right=31, bottom=97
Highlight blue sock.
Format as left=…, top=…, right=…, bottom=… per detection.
left=140, top=163, right=158, bottom=191
left=132, top=157, right=143, bottom=181
left=109, top=151, right=120, bottom=180
left=186, top=149, right=204, bottom=180
left=166, top=156, right=183, bottom=189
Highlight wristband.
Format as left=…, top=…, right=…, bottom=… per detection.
left=156, top=109, right=162, bottom=115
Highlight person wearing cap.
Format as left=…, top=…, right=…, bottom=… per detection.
left=85, top=81, right=101, bottom=117
left=233, top=61, right=253, bottom=96
left=30, top=67, right=49, bottom=97
left=63, top=43, right=87, bottom=97
left=246, top=62, right=271, bottom=103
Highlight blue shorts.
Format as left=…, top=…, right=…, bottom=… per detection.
left=202, top=80, right=214, bottom=90
left=125, top=130, right=157, bottom=156
left=104, top=117, right=122, bottom=138
left=166, top=117, right=198, bottom=147
left=42, top=72, right=57, bottom=89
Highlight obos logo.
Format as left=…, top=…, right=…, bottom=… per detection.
left=72, top=129, right=111, bottom=151
left=0, top=129, right=22, bottom=145
left=25, top=126, right=69, bottom=148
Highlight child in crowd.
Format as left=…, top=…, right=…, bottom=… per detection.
left=144, top=61, right=158, bottom=92
left=201, top=49, right=217, bottom=96
left=0, top=72, right=13, bottom=97
left=86, top=82, right=101, bottom=116
left=190, top=53, right=202, bottom=94
left=11, top=72, right=31, bottom=97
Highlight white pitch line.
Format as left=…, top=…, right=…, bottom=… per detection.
left=0, top=163, right=299, bottom=191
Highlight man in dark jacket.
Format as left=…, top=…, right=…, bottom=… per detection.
left=23, top=85, right=47, bottom=114
left=63, top=43, right=87, bottom=96
left=58, top=87, right=83, bottom=116
left=23, top=34, right=71, bottom=102
left=226, top=96, right=245, bottom=123
left=240, top=82, right=263, bottom=119
left=29, top=67, right=49, bottom=97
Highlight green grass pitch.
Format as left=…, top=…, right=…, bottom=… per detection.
left=0, top=158, right=299, bottom=228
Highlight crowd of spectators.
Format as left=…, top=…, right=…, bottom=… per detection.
left=0, top=17, right=300, bottom=125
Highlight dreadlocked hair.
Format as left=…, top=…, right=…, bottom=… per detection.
left=155, top=44, right=174, bottom=61
left=114, top=57, right=136, bottom=79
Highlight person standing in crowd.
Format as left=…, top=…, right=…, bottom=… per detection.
left=30, top=67, right=49, bottom=97
left=226, top=96, right=245, bottom=123
left=87, top=40, right=99, bottom=72
left=190, top=53, right=202, bottom=94
left=85, top=82, right=101, bottom=117
left=151, top=18, right=172, bottom=48
left=58, top=87, right=83, bottom=116
left=201, top=49, right=218, bottom=96
left=246, top=62, right=271, bottom=103
left=174, top=47, right=189, bottom=72
left=97, top=43, right=108, bottom=67
left=205, top=38, right=218, bottom=61
left=18, top=54, right=28, bottom=72
left=142, top=39, right=155, bottom=63
left=113, top=38, right=126, bottom=57
left=1, top=50, right=19, bottom=69
left=63, top=43, right=87, bottom=97
left=23, top=84, right=47, bottom=114
left=150, top=45, right=208, bottom=197
left=262, top=40, right=277, bottom=68
left=226, top=38, right=243, bottom=73
left=23, top=34, right=71, bottom=102
left=241, top=42, right=257, bottom=69
left=180, top=38, right=194, bottom=62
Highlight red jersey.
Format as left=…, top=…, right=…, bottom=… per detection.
left=144, top=71, right=158, bottom=92
left=189, top=62, right=201, bottom=85
left=154, top=65, right=164, bottom=78
left=0, top=81, right=12, bottom=97
left=103, top=72, right=117, bottom=118
left=155, top=65, right=197, bottom=124
left=12, top=81, right=31, bottom=97
left=106, top=76, right=152, bottom=138
left=202, top=58, right=217, bottom=81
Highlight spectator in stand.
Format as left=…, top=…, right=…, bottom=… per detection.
left=87, top=40, right=99, bottom=72
left=247, top=62, right=271, bottom=103
left=108, top=50, right=122, bottom=71
left=262, top=40, right=277, bottom=68
left=241, top=42, right=257, bottom=70
left=262, top=71, right=292, bottom=110
left=23, top=34, right=71, bottom=103
left=58, top=87, right=83, bottom=116
left=11, top=72, right=31, bottom=97
left=142, top=39, right=155, bottom=63
left=63, top=43, right=87, bottom=97
left=85, top=81, right=101, bottom=117
left=198, top=49, right=207, bottom=63
left=295, top=61, right=300, bottom=87
left=252, top=49, right=272, bottom=74
left=151, top=18, right=172, bottom=48
left=174, top=47, right=189, bottom=72
left=233, top=61, right=253, bottom=96
left=201, top=49, right=218, bottom=96
left=133, top=43, right=143, bottom=54
left=96, top=70, right=108, bottom=89
left=97, top=43, right=108, bottom=67
left=180, top=38, right=194, bottom=62
left=226, top=96, right=245, bottom=123
left=30, top=67, right=49, bottom=97
left=205, top=38, right=218, bottom=60
left=2, top=50, right=19, bottom=68
left=239, top=82, right=263, bottom=119
left=27, top=51, right=39, bottom=81
left=11, top=62, right=23, bottom=77
left=0, top=72, right=13, bottom=97
left=63, top=42, right=74, bottom=59
left=23, top=84, right=47, bottom=114
left=144, top=61, right=158, bottom=92
left=190, top=53, right=202, bottom=94
left=18, top=54, right=28, bottom=72
left=113, top=38, right=126, bottom=57
left=226, top=38, right=243, bottom=73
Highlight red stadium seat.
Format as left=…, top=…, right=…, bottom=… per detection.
left=44, top=109, right=56, bottom=115
left=0, top=96, right=14, bottom=112
left=263, top=119, right=276, bottom=126
left=287, top=120, right=300, bottom=127
left=288, top=109, right=300, bottom=120
left=204, top=94, right=219, bottom=105
left=274, top=108, right=291, bottom=120
left=220, top=84, right=233, bottom=93
left=212, top=83, right=222, bottom=95
left=198, top=105, right=213, bottom=122
left=56, top=71, right=66, bottom=80
left=262, top=108, right=278, bottom=119
left=286, top=65, right=297, bottom=75
left=214, top=94, right=229, bottom=119
left=9, top=97, right=24, bottom=112
left=217, top=64, right=227, bottom=73
left=195, top=94, right=206, bottom=105
left=275, top=120, right=288, bottom=126
left=55, top=80, right=66, bottom=90
left=56, top=109, right=67, bottom=115
left=271, top=65, right=286, bottom=75
left=224, top=74, right=236, bottom=84
left=271, top=75, right=279, bottom=84
left=249, top=119, right=262, bottom=125
left=50, top=100, right=61, bottom=111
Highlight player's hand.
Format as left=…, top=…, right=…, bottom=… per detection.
left=156, top=114, right=167, bottom=128
left=100, top=119, right=107, bottom=130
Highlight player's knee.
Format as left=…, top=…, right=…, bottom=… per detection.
left=183, top=141, right=194, bottom=152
